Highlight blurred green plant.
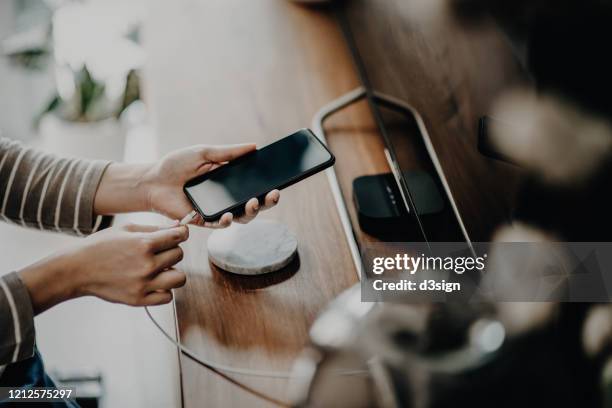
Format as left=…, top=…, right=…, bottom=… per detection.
left=2, top=23, right=141, bottom=125
left=35, top=66, right=140, bottom=124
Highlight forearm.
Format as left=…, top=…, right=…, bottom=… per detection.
left=93, top=163, right=153, bottom=215
left=0, top=273, right=36, bottom=364
left=0, top=137, right=111, bottom=235
left=17, top=252, right=81, bottom=315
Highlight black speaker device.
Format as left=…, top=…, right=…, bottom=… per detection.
left=352, top=172, right=444, bottom=237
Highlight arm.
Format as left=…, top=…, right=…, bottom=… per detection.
left=0, top=137, right=112, bottom=234
left=1, top=141, right=279, bottom=366
left=0, top=137, right=112, bottom=366
left=93, top=144, right=280, bottom=227
left=0, top=273, right=35, bottom=366
left=1, top=138, right=279, bottom=230
left=2, top=223, right=188, bottom=366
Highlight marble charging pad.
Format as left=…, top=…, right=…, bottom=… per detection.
left=207, top=219, right=298, bottom=275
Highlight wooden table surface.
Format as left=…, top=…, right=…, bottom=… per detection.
left=145, top=1, right=525, bottom=406
left=146, top=1, right=372, bottom=406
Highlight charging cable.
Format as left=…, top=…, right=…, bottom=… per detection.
left=144, top=305, right=369, bottom=406
left=144, top=305, right=292, bottom=406
left=146, top=213, right=367, bottom=405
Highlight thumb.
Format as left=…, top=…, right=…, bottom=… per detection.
left=201, top=143, right=256, bottom=163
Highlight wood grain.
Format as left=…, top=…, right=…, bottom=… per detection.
left=145, top=1, right=369, bottom=406
left=341, top=0, right=527, bottom=241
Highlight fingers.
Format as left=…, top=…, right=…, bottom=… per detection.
left=153, top=247, right=184, bottom=271
left=200, top=144, right=256, bottom=163
left=123, top=224, right=162, bottom=233
left=147, top=268, right=187, bottom=292
left=196, top=190, right=281, bottom=228
left=191, top=213, right=204, bottom=226
left=144, top=290, right=173, bottom=306
left=262, top=190, right=280, bottom=210
left=194, top=162, right=222, bottom=177
left=234, top=198, right=260, bottom=224
left=203, top=212, right=233, bottom=229
left=193, top=162, right=216, bottom=177
left=234, top=190, right=280, bottom=224
left=146, top=226, right=189, bottom=253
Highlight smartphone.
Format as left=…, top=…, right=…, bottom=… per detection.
left=184, top=129, right=335, bottom=221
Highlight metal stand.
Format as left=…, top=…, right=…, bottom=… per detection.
left=312, top=87, right=368, bottom=279
left=311, top=87, right=472, bottom=279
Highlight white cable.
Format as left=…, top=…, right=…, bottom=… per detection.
left=144, top=306, right=294, bottom=378
left=144, top=306, right=369, bottom=378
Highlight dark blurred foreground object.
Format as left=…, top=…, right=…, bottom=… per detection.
left=481, top=89, right=612, bottom=241
left=451, top=0, right=612, bottom=119
left=290, top=286, right=604, bottom=407
left=457, top=0, right=612, bottom=241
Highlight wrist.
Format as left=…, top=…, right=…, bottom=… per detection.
left=94, top=163, right=153, bottom=215
left=18, top=252, right=81, bottom=314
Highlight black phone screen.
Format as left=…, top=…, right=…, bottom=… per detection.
left=184, top=129, right=334, bottom=219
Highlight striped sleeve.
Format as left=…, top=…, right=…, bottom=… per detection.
left=0, top=272, right=35, bottom=365
left=0, top=137, right=113, bottom=235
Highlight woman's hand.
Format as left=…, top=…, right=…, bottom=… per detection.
left=143, top=144, right=280, bottom=228
left=19, top=223, right=189, bottom=314
left=94, top=144, right=280, bottom=228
